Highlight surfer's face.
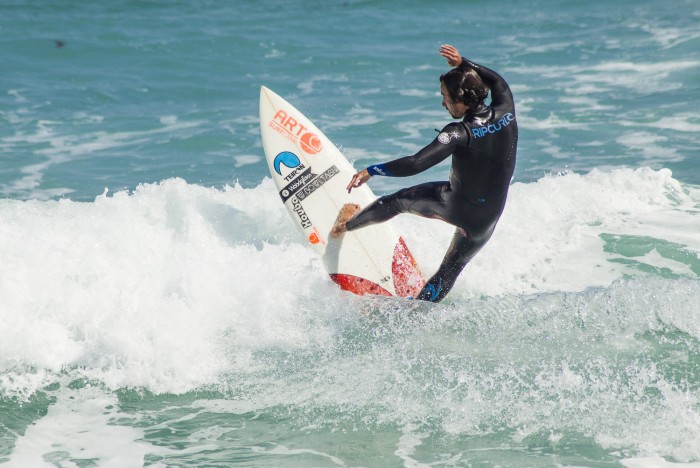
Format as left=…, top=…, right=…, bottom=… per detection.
left=440, top=83, right=468, bottom=119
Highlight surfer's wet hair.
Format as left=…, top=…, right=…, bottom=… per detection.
left=440, top=67, right=489, bottom=111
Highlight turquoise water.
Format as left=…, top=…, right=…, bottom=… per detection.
left=1, top=0, right=700, bottom=466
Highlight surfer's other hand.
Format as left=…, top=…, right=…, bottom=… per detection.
left=346, top=169, right=371, bottom=193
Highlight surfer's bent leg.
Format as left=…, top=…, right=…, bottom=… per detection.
left=416, top=227, right=486, bottom=303
left=346, top=182, right=450, bottom=232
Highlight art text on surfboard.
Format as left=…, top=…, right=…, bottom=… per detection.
left=268, top=109, right=323, bottom=155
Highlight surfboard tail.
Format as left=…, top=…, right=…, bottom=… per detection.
left=329, top=237, right=424, bottom=298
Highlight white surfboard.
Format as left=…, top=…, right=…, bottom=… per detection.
left=259, top=86, right=424, bottom=297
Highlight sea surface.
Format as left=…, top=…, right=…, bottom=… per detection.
left=1, top=0, right=700, bottom=466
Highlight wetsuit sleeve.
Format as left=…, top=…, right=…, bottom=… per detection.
left=459, top=57, right=514, bottom=112
left=367, top=123, right=469, bottom=177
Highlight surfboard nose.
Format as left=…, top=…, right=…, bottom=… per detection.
left=260, top=85, right=278, bottom=104
left=260, top=86, right=273, bottom=111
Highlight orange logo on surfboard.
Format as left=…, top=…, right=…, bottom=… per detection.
left=269, top=109, right=322, bottom=155
left=300, top=132, right=322, bottom=154
left=308, top=227, right=325, bottom=245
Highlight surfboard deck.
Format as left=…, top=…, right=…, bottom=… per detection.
left=259, top=86, right=424, bottom=297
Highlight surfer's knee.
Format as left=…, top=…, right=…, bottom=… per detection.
left=344, top=195, right=403, bottom=232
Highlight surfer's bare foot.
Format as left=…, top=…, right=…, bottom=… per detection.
left=330, top=203, right=361, bottom=238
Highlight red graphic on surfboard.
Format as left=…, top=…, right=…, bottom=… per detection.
left=329, top=237, right=424, bottom=298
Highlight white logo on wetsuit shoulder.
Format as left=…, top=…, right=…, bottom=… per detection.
left=471, top=113, right=514, bottom=139
left=438, top=130, right=460, bottom=144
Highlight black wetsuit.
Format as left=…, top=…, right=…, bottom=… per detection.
left=345, top=57, right=518, bottom=302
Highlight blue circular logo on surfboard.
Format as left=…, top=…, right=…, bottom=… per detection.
left=273, top=151, right=301, bottom=175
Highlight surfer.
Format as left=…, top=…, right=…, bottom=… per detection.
left=331, top=44, right=518, bottom=302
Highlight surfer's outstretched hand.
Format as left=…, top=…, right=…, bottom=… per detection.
left=440, top=44, right=462, bottom=68
left=347, top=169, right=371, bottom=193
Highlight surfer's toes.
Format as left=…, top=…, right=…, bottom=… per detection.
left=340, top=203, right=361, bottom=218
left=331, top=203, right=361, bottom=238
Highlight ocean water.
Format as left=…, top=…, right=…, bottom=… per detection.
left=1, top=0, right=700, bottom=466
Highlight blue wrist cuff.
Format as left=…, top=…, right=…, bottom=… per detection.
left=367, top=164, right=391, bottom=177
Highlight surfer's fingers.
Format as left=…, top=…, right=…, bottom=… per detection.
left=347, top=172, right=366, bottom=192
left=439, top=44, right=456, bottom=55
left=347, top=174, right=358, bottom=192
left=440, top=44, right=458, bottom=54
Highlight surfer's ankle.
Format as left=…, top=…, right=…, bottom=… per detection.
left=330, top=223, right=347, bottom=238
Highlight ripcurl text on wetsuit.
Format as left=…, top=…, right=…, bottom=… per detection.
left=345, top=57, right=518, bottom=302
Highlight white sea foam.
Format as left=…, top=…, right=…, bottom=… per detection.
left=508, top=60, right=700, bottom=96
left=398, top=88, right=430, bottom=98
left=631, top=20, right=700, bottom=50
left=620, top=113, right=700, bottom=133
left=396, top=167, right=700, bottom=298
left=250, top=444, right=346, bottom=466
left=297, top=74, right=350, bottom=96
left=183, top=277, right=700, bottom=463
left=558, top=95, right=616, bottom=112
left=617, top=132, right=684, bottom=164
left=622, top=455, right=700, bottom=467
left=0, top=178, right=305, bottom=397
left=7, top=89, right=27, bottom=103
left=0, top=169, right=697, bottom=404
left=7, top=386, right=151, bottom=467
left=318, top=106, right=381, bottom=131
left=233, top=154, right=261, bottom=167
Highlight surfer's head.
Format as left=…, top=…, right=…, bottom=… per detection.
left=440, top=67, right=488, bottom=118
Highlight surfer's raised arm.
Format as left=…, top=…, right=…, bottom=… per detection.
left=440, top=44, right=514, bottom=112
